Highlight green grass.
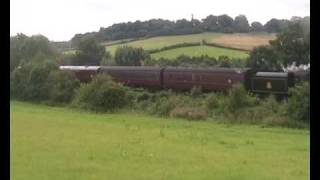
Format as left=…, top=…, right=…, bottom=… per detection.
left=11, top=101, right=309, bottom=180
left=105, top=32, right=223, bottom=55
left=151, top=45, right=249, bottom=59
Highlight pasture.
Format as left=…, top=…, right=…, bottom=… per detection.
left=211, top=33, right=276, bottom=50
left=150, top=45, right=249, bottom=59
left=104, top=32, right=223, bottom=55
left=63, top=32, right=275, bottom=59
left=11, top=101, right=309, bottom=180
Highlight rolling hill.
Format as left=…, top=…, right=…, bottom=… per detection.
left=64, top=32, right=275, bottom=60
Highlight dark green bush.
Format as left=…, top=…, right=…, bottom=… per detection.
left=150, top=96, right=179, bottom=116
left=10, top=64, right=32, bottom=99
left=190, top=86, right=202, bottom=97
left=46, top=70, right=80, bottom=103
left=11, top=60, right=58, bottom=101
left=286, top=82, right=310, bottom=123
left=224, top=84, right=257, bottom=120
left=73, top=74, right=128, bottom=112
left=23, top=60, right=58, bottom=101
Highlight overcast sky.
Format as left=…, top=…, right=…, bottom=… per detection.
left=10, top=0, right=310, bottom=41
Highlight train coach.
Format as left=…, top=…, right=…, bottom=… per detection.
left=59, top=66, right=308, bottom=96
left=59, top=66, right=100, bottom=83
left=162, top=67, right=249, bottom=91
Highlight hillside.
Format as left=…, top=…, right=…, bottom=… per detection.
left=64, top=32, right=275, bottom=59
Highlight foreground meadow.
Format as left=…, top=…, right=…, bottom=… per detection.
left=11, top=101, right=309, bottom=180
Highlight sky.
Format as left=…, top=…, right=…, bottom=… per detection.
left=10, top=0, right=310, bottom=41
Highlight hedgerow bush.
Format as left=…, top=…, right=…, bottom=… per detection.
left=223, top=84, right=258, bottom=121
left=72, top=74, right=128, bottom=112
left=286, top=82, right=310, bottom=123
left=46, top=70, right=80, bottom=103
left=10, top=64, right=33, bottom=99
left=10, top=60, right=58, bottom=101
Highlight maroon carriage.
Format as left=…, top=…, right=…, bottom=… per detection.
left=59, top=66, right=100, bottom=82
left=162, top=67, right=249, bottom=91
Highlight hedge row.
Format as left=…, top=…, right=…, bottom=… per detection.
left=11, top=63, right=310, bottom=128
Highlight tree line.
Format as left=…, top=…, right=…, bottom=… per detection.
left=71, top=15, right=309, bottom=47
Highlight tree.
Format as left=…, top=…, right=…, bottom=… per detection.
left=264, top=18, right=290, bottom=33
left=217, top=14, right=234, bottom=33
left=114, top=46, right=150, bottom=66
left=10, top=34, right=57, bottom=71
left=250, top=22, right=264, bottom=32
left=233, top=15, right=250, bottom=33
left=201, top=15, right=219, bottom=31
left=46, top=70, right=80, bottom=103
left=269, top=23, right=310, bottom=66
left=247, top=46, right=282, bottom=71
left=100, top=51, right=115, bottom=65
left=72, top=37, right=106, bottom=65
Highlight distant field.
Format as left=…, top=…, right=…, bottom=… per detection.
left=105, top=32, right=224, bottom=55
left=211, top=33, right=276, bottom=50
left=11, top=101, right=309, bottom=180
left=151, top=45, right=249, bottom=59
left=63, top=32, right=275, bottom=58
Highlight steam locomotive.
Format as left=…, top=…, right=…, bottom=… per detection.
left=60, top=66, right=309, bottom=96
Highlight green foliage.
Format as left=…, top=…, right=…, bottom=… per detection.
left=24, top=60, right=59, bottom=101
left=73, top=74, right=128, bottom=112
left=11, top=60, right=59, bottom=101
left=46, top=70, right=80, bottom=103
left=10, top=34, right=58, bottom=71
left=270, top=23, right=310, bottom=66
left=248, top=21, right=310, bottom=70
left=286, top=82, right=310, bottom=123
left=10, top=64, right=33, bottom=99
left=250, top=22, right=264, bottom=32
left=264, top=18, right=290, bottom=33
left=72, top=37, right=106, bottom=65
left=114, top=46, right=150, bottom=66
left=233, top=15, right=250, bottom=33
left=224, top=84, right=257, bottom=120
left=247, top=45, right=282, bottom=71
left=71, top=14, right=297, bottom=44
left=190, top=86, right=202, bottom=97
left=100, top=51, right=115, bottom=65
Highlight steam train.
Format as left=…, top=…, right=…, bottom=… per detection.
left=60, top=66, right=309, bottom=96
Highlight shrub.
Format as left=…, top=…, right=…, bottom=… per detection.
left=170, top=107, right=208, bottom=120
left=10, top=64, right=32, bottom=99
left=286, top=82, right=310, bottom=123
left=46, top=70, right=80, bottom=103
left=224, top=84, right=257, bottom=120
left=114, top=46, right=150, bottom=66
left=204, top=92, right=226, bottom=116
left=150, top=96, right=179, bottom=116
left=11, top=60, right=58, bottom=101
left=23, top=60, right=58, bottom=101
left=73, top=74, right=128, bottom=112
left=190, top=86, right=202, bottom=97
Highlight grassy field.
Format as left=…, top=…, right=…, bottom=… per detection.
left=151, top=45, right=249, bottom=59
left=11, top=101, right=309, bottom=180
left=104, top=32, right=224, bottom=55
left=63, top=32, right=274, bottom=59
left=211, top=33, right=276, bottom=50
